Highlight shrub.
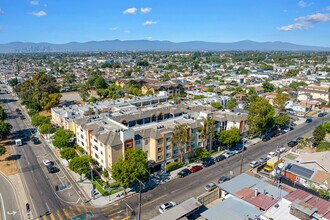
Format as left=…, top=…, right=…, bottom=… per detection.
left=102, top=170, right=109, bottom=178
left=109, top=182, right=120, bottom=188
left=166, top=162, right=182, bottom=172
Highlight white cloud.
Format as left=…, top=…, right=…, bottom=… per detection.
left=140, top=8, right=152, bottom=14
left=110, top=27, right=119, bottom=30
left=30, top=0, right=39, bottom=5
left=325, top=6, right=330, bottom=11
left=298, top=0, right=313, bottom=8
left=279, top=13, right=330, bottom=31
left=144, top=37, right=153, bottom=40
left=31, top=10, right=47, bottom=17
left=0, top=8, right=4, bottom=15
left=143, top=21, right=157, bottom=26
left=123, top=30, right=130, bottom=33
left=123, top=8, right=137, bottom=14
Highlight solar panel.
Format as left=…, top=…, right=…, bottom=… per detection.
left=288, top=164, right=314, bottom=179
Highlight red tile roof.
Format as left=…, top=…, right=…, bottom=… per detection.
left=235, top=188, right=278, bottom=211
left=284, top=189, right=330, bottom=219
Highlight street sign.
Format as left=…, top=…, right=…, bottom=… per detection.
left=70, top=212, right=93, bottom=220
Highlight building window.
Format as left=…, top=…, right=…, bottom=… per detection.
left=157, top=147, right=162, bottom=153
left=95, top=154, right=99, bottom=159
left=94, top=139, right=98, bottom=143
left=158, top=155, right=162, bottom=160
left=80, top=134, right=83, bottom=139
left=145, top=139, right=149, bottom=145
left=126, top=143, right=132, bottom=148
left=94, top=146, right=98, bottom=151
left=166, top=145, right=171, bottom=150
left=174, top=149, right=178, bottom=154
left=136, top=140, right=141, bottom=145
left=101, top=151, right=103, bottom=155
left=166, top=137, right=171, bottom=142
left=157, top=139, right=163, bottom=144
left=166, top=153, right=171, bottom=158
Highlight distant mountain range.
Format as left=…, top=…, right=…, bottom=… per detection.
left=0, top=40, right=329, bottom=53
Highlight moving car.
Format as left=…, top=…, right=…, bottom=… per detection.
left=305, top=118, right=312, bottom=123
left=189, top=165, right=203, bottom=173
left=223, top=151, right=235, bottom=158
left=31, top=137, right=41, bottom=145
left=202, top=158, right=215, bottom=167
left=218, top=176, right=230, bottom=183
left=158, top=201, right=177, bottom=213
left=215, top=155, right=226, bottom=162
left=46, top=164, right=56, bottom=174
left=177, top=169, right=190, bottom=178
left=249, top=161, right=260, bottom=168
left=43, top=159, right=51, bottom=166
left=204, top=182, right=217, bottom=191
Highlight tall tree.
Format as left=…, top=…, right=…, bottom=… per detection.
left=313, top=125, right=326, bottom=145
left=52, top=128, right=74, bottom=149
left=227, top=99, right=237, bottom=110
left=112, top=148, right=148, bottom=193
left=219, top=128, right=241, bottom=150
left=40, top=92, right=62, bottom=110
left=60, top=148, right=77, bottom=161
left=0, top=121, right=12, bottom=139
left=262, top=81, right=275, bottom=93
left=274, top=92, right=289, bottom=112
left=69, top=155, right=92, bottom=175
left=0, top=146, right=6, bottom=156
left=247, top=98, right=275, bottom=136
left=77, top=82, right=90, bottom=102
left=172, top=124, right=190, bottom=162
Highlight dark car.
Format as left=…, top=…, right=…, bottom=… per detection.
left=46, top=164, right=56, bottom=173
left=273, top=132, right=280, bottom=137
left=215, top=155, right=226, bottom=162
left=288, top=140, right=298, bottom=148
left=318, top=113, right=324, bottom=117
left=177, top=168, right=190, bottom=178
left=262, top=136, right=271, bottom=142
left=20, top=115, right=26, bottom=120
left=202, top=158, right=215, bottom=167
left=189, top=165, right=203, bottom=173
left=305, top=118, right=312, bottom=123
left=218, top=176, right=230, bottom=183
left=31, top=137, right=41, bottom=145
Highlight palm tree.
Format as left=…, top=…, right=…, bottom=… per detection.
left=172, top=124, right=190, bottom=163
left=198, top=118, right=215, bottom=153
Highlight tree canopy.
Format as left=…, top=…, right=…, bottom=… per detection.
left=111, top=148, right=148, bottom=191
left=227, top=99, right=237, bottom=110
left=60, top=147, right=77, bottom=161
left=0, top=146, right=6, bottom=156
left=219, top=128, right=241, bottom=149
left=211, top=102, right=222, bottom=110
left=52, top=128, right=74, bottom=149
left=313, top=125, right=326, bottom=145
left=0, top=121, right=12, bottom=140
left=69, top=155, right=92, bottom=175
left=247, top=98, right=275, bottom=136
left=172, top=124, right=190, bottom=162
left=40, top=92, right=62, bottom=110
left=262, top=81, right=275, bottom=93
left=274, top=92, right=289, bottom=112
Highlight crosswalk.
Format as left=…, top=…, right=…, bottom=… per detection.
left=34, top=202, right=131, bottom=220
left=34, top=203, right=93, bottom=220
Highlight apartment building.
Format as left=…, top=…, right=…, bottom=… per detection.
left=298, top=85, right=330, bottom=103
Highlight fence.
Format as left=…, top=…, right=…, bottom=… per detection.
left=197, top=188, right=220, bottom=206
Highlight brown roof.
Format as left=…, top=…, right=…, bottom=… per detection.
left=235, top=188, right=278, bottom=210
left=311, top=170, right=330, bottom=186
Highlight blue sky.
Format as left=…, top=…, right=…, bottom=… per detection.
left=0, top=0, right=329, bottom=46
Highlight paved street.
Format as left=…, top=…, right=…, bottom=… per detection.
left=123, top=114, right=329, bottom=219
left=0, top=172, right=20, bottom=220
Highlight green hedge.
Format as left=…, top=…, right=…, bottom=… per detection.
left=166, top=162, right=182, bottom=172
left=93, top=180, right=109, bottom=196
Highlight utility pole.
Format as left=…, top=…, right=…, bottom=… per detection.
left=136, top=178, right=145, bottom=220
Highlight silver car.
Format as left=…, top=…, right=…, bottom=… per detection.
left=204, top=182, right=217, bottom=191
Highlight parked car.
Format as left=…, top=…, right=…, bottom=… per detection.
left=204, top=182, right=217, bottom=191
left=318, top=113, right=324, bottom=117
left=215, top=155, right=226, bottom=162
left=296, top=137, right=303, bottom=142
left=202, top=158, right=215, bottom=167
left=267, top=152, right=277, bottom=159
left=249, top=161, right=260, bottom=168
left=20, top=115, right=26, bottom=120
left=158, top=201, right=177, bottom=213
left=42, top=159, right=51, bottom=166
left=223, top=151, right=235, bottom=158
left=177, top=168, right=190, bottom=178
left=262, top=136, right=271, bottom=142
left=233, top=147, right=246, bottom=154
left=218, top=176, right=230, bottom=183
left=259, top=157, right=268, bottom=163
left=288, top=140, right=298, bottom=148
left=276, top=146, right=286, bottom=154
left=305, top=118, right=312, bottom=123
left=189, top=165, right=203, bottom=173
left=273, top=132, right=280, bottom=137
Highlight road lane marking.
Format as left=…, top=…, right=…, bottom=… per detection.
left=102, top=206, right=122, bottom=214
left=81, top=203, right=88, bottom=212
left=75, top=205, right=82, bottom=214
left=49, top=213, right=56, bottom=220
left=106, top=209, right=126, bottom=218
left=68, top=206, right=76, bottom=216
left=62, top=208, right=70, bottom=219
left=55, top=210, right=63, bottom=220
left=0, top=193, right=7, bottom=220
left=142, top=194, right=167, bottom=207
left=42, top=215, right=48, bottom=220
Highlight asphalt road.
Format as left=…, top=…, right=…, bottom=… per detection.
left=0, top=172, right=20, bottom=220
left=124, top=114, right=329, bottom=219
